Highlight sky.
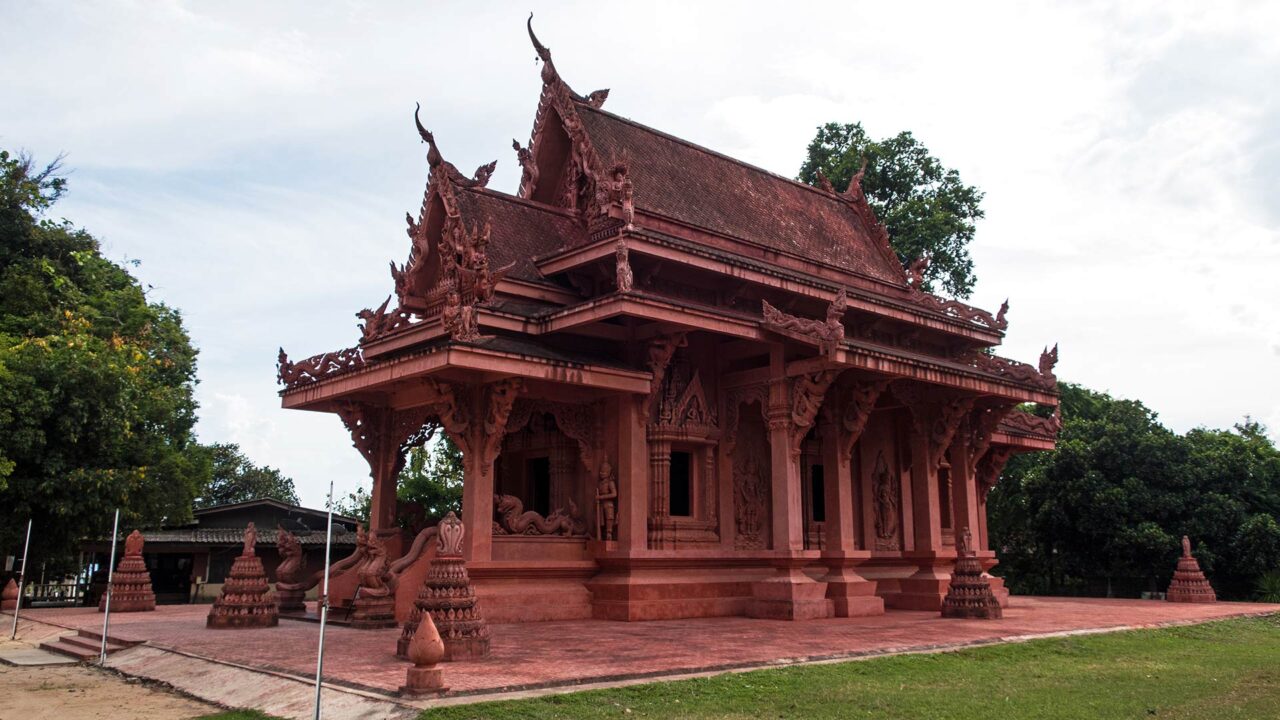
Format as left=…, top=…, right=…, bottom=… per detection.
left=3, top=1, right=1277, bottom=509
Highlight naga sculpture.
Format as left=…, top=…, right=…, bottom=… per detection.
left=492, top=494, right=586, bottom=536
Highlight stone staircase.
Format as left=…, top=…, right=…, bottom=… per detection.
left=40, top=629, right=140, bottom=661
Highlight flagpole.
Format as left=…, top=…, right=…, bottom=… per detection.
left=313, top=481, right=335, bottom=720
left=9, top=518, right=32, bottom=640
left=100, top=509, right=120, bottom=665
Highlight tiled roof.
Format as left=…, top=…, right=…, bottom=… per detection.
left=575, top=105, right=907, bottom=285
left=121, top=529, right=358, bottom=547
left=455, top=187, right=584, bottom=282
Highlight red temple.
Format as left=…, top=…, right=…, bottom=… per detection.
left=277, top=18, right=1059, bottom=623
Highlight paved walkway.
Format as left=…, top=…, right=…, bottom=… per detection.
left=8, top=597, right=1277, bottom=702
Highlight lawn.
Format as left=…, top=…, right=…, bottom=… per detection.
left=420, top=615, right=1280, bottom=720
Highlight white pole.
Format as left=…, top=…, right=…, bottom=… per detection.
left=100, top=509, right=120, bottom=665
left=313, top=481, right=335, bottom=720
left=9, top=518, right=32, bottom=640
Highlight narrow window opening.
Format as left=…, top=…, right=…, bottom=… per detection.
left=528, top=456, right=552, bottom=517
left=810, top=464, right=826, bottom=522
left=669, top=451, right=692, bottom=517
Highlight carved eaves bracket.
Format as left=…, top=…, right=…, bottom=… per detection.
left=833, top=377, right=892, bottom=466
left=976, top=446, right=1016, bottom=503
left=893, top=382, right=975, bottom=470
left=788, top=370, right=840, bottom=457
left=644, top=332, right=688, bottom=417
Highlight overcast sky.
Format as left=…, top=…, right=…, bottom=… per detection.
left=4, top=1, right=1277, bottom=508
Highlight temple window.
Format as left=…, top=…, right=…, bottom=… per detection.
left=810, top=464, right=826, bottom=523
left=528, top=456, right=552, bottom=518
left=669, top=451, right=693, bottom=517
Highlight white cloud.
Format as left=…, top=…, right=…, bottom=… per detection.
left=3, top=0, right=1278, bottom=505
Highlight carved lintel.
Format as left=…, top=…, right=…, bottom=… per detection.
left=789, top=370, right=839, bottom=457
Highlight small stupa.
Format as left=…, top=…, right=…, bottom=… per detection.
left=400, top=608, right=448, bottom=695
left=397, top=512, right=490, bottom=660
left=2, top=578, right=19, bottom=611
left=99, top=530, right=156, bottom=613
left=207, top=522, right=278, bottom=628
left=940, top=528, right=1002, bottom=619
left=1166, top=536, right=1216, bottom=603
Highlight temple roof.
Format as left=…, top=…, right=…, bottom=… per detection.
left=454, top=186, right=582, bottom=283
left=574, top=105, right=907, bottom=286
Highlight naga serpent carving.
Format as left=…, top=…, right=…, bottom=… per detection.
left=492, top=494, right=586, bottom=536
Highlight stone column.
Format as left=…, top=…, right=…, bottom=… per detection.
left=369, top=442, right=401, bottom=538
left=766, top=395, right=803, bottom=553
left=819, top=417, right=883, bottom=616
left=949, top=435, right=980, bottom=546
left=616, top=396, right=650, bottom=555
left=460, top=451, right=491, bottom=563
left=460, top=380, right=522, bottom=563
left=647, top=437, right=672, bottom=548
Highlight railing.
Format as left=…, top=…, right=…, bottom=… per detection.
left=24, top=581, right=88, bottom=608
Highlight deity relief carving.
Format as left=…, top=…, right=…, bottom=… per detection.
left=595, top=458, right=618, bottom=541
left=734, top=454, right=767, bottom=550
left=872, top=452, right=900, bottom=551
left=492, top=494, right=587, bottom=537
left=615, top=240, right=634, bottom=292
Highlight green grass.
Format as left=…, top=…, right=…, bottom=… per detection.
left=420, top=615, right=1280, bottom=720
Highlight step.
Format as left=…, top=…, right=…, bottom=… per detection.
left=75, top=628, right=142, bottom=647
left=58, top=634, right=129, bottom=654
left=39, top=638, right=100, bottom=661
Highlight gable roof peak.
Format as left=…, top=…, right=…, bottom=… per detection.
left=527, top=14, right=609, bottom=108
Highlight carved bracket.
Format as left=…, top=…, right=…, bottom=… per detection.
left=789, top=370, right=839, bottom=457
left=645, top=332, right=688, bottom=417
left=894, top=382, right=975, bottom=470
left=976, top=446, right=1015, bottom=503
left=836, top=377, right=892, bottom=465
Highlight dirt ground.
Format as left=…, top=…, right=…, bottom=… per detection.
left=0, top=661, right=219, bottom=720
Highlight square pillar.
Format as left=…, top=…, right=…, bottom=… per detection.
left=820, top=419, right=882, bottom=617
left=460, top=452, right=493, bottom=563
left=616, top=396, right=650, bottom=555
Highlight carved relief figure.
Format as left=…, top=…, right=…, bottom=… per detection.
left=872, top=452, right=900, bottom=550
left=124, top=529, right=145, bottom=557
left=615, top=240, right=634, bottom=292
left=356, top=530, right=396, bottom=598
left=275, top=527, right=304, bottom=585
left=243, top=522, right=258, bottom=557
left=493, top=494, right=587, bottom=536
left=1039, top=343, right=1059, bottom=380
left=734, top=455, right=766, bottom=549
left=595, top=458, right=618, bottom=541
left=996, top=299, right=1009, bottom=330
left=513, top=139, right=539, bottom=192
left=906, top=254, right=930, bottom=290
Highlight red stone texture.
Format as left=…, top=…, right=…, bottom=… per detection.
left=98, top=553, right=156, bottom=613
left=941, top=552, right=1002, bottom=619
left=207, top=554, right=278, bottom=629
left=1167, top=540, right=1217, bottom=603
left=19, top=598, right=1277, bottom=697
left=1, top=578, right=18, bottom=611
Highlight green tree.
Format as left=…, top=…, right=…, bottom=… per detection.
left=193, top=442, right=299, bottom=509
left=0, top=149, right=209, bottom=561
left=397, top=436, right=464, bottom=523
left=989, top=383, right=1280, bottom=599
left=331, top=436, right=463, bottom=529
left=797, top=123, right=984, bottom=297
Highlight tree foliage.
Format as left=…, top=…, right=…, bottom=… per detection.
left=797, top=122, right=984, bottom=297
left=989, top=383, right=1280, bottom=600
left=193, top=442, right=299, bottom=509
left=0, top=149, right=208, bottom=560
left=332, top=436, right=463, bottom=529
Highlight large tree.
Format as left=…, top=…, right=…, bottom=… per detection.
left=988, top=383, right=1280, bottom=600
left=193, top=442, right=299, bottom=509
left=0, top=149, right=208, bottom=562
left=797, top=122, right=984, bottom=297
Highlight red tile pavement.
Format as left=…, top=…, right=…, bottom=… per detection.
left=17, top=597, right=1278, bottom=697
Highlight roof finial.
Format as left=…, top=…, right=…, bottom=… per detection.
left=414, top=102, right=443, bottom=168
left=527, top=13, right=558, bottom=85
